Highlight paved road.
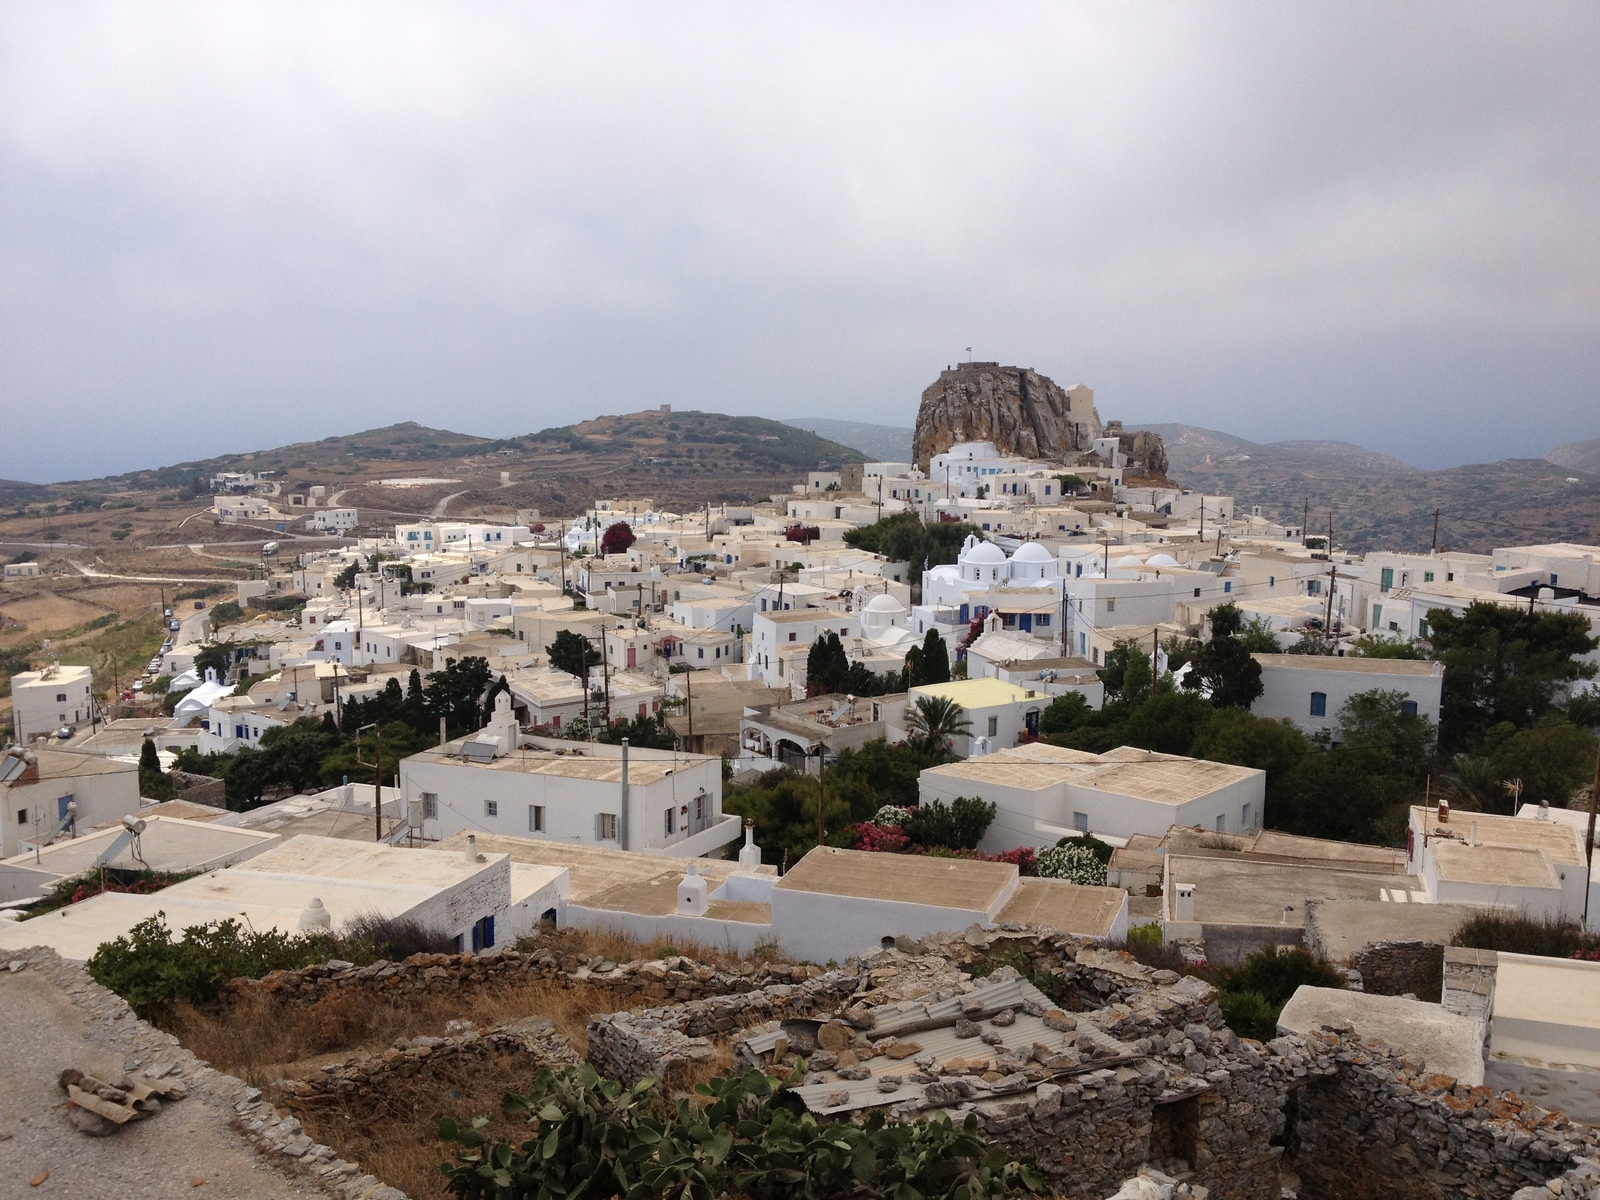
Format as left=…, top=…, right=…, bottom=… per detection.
left=0, top=963, right=317, bottom=1200
left=66, top=561, right=221, bottom=585
left=431, top=490, right=468, bottom=517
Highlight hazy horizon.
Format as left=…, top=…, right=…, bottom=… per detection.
left=2, top=4, right=1597, bottom=482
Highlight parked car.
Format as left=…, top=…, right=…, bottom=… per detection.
left=194, top=600, right=206, bottom=609
left=168, top=619, right=180, bottom=631
left=164, top=607, right=173, bottom=618
left=55, top=726, right=73, bottom=740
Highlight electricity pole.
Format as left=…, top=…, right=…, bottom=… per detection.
left=816, top=745, right=827, bottom=847
left=1431, top=508, right=1441, bottom=553
left=1584, top=746, right=1599, bottom=927
left=1323, top=515, right=1336, bottom=649
left=358, top=722, right=383, bottom=841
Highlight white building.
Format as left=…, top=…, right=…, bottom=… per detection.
left=3, top=561, right=39, bottom=580
left=749, top=610, right=858, bottom=688
left=400, top=702, right=738, bottom=859
left=0, top=834, right=568, bottom=961
left=918, top=741, right=1266, bottom=852
left=0, top=747, right=141, bottom=859
left=212, top=496, right=271, bottom=522
left=307, top=507, right=359, bottom=533
left=901, top=679, right=1053, bottom=758
left=10, top=663, right=95, bottom=744
left=1251, top=654, right=1445, bottom=736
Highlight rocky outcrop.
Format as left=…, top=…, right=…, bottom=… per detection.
left=1114, top=427, right=1169, bottom=479
left=913, top=364, right=1102, bottom=470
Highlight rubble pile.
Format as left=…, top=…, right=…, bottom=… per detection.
left=57, top=1065, right=188, bottom=1136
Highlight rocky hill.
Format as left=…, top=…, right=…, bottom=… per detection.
left=1547, top=438, right=1600, bottom=477
left=781, top=418, right=913, bottom=463
left=911, top=364, right=1105, bottom=469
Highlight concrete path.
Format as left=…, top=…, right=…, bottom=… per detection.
left=0, top=962, right=319, bottom=1200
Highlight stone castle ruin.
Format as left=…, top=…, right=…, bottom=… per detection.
left=912, top=363, right=1168, bottom=478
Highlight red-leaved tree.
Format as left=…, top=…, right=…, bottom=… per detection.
left=599, top=522, right=636, bottom=556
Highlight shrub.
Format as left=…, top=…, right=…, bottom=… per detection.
left=873, top=804, right=912, bottom=826
left=1223, top=945, right=1345, bottom=1008
left=86, top=910, right=454, bottom=1022
left=212, top=601, right=244, bottom=621
left=1035, top=840, right=1108, bottom=886
left=902, top=796, right=995, bottom=851
left=1218, top=990, right=1278, bottom=1042
left=439, top=1063, right=1044, bottom=1200
left=1452, top=911, right=1600, bottom=959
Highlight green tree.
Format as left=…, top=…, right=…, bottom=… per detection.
left=546, top=630, right=600, bottom=681
left=1349, top=634, right=1426, bottom=659
left=905, top=694, right=972, bottom=757
left=1119, top=689, right=1214, bottom=755
left=1182, top=604, right=1264, bottom=709
left=1427, top=602, right=1599, bottom=752
left=902, top=796, right=996, bottom=850
left=1237, top=617, right=1282, bottom=653
left=1335, top=689, right=1436, bottom=785
left=918, top=629, right=952, bottom=685
left=1100, top=641, right=1152, bottom=705
left=826, top=738, right=942, bottom=810
left=596, top=712, right=676, bottom=750
left=1189, top=708, right=1311, bottom=828
left=1039, top=692, right=1095, bottom=738
left=137, top=737, right=172, bottom=802
left=805, top=632, right=851, bottom=696
left=1481, top=721, right=1599, bottom=810
left=723, top=769, right=859, bottom=867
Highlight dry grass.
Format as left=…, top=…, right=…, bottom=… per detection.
left=288, top=1044, right=551, bottom=1200
left=173, top=977, right=618, bottom=1086
left=538, top=925, right=758, bottom=971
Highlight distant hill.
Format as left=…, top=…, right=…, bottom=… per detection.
left=1547, top=439, right=1600, bottom=477
left=782, top=418, right=914, bottom=463
left=1143, top=424, right=1415, bottom=475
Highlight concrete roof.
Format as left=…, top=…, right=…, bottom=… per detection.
left=134, top=800, right=231, bottom=824
left=994, top=877, right=1126, bottom=938
left=407, top=743, right=712, bottom=787
left=433, top=831, right=753, bottom=907
left=775, top=846, right=1013, bottom=913
left=4, top=750, right=135, bottom=785
left=1414, top=806, right=1584, bottom=867
left=0, top=816, right=277, bottom=878
left=1253, top=654, right=1444, bottom=677
left=1168, top=853, right=1406, bottom=928
left=1278, top=987, right=1484, bottom=1085
left=1303, top=899, right=1481, bottom=963
left=1492, top=953, right=1600, bottom=1071
left=0, top=835, right=504, bottom=961
left=909, top=679, right=1044, bottom=709
left=1429, top=840, right=1561, bottom=890
left=925, top=744, right=1258, bottom=806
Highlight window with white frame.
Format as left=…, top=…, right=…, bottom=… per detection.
left=421, top=793, right=438, bottom=819
left=485, top=799, right=499, bottom=818
left=598, top=812, right=618, bottom=840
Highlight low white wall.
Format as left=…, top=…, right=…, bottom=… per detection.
left=769, top=888, right=1008, bottom=965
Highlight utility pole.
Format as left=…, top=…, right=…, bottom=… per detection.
left=816, top=745, right=827, bottom=847
left=1431, top=508, right=1441, bottom=553
left=1324, top=515, right=1336, bottom=649
left=358, top=722, right=383, bottom=841
left=1584, top=745, right=1599, bottom=927
left=1302, top=498, right=1309, bottom=547
left=1199, top=496, right=1205, bottom=541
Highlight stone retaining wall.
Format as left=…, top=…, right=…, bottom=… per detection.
left=277, top=1016, right=579, bottom=1113
left=1350, top=939, right=1446, bottom=1000
left=224, top=940, right=825, bottom=1010
left=587, top=966, right=862, bottom=1085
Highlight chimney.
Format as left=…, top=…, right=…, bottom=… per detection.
left=1437, top=797, right=1450, bottom=824
left=738, top=820, right=762, bottom=873
left=677, top=862, right=708, bottom=915
left=465, top=833, right=477, bottom=864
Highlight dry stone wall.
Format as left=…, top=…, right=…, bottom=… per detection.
left=1349, top=939, right=1446, bottom=1000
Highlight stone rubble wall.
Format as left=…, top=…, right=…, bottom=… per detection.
left=1349, top=939, right=1446, bottom=1000
left=276, top=1016, right=579, bottom=1113
left=223, top=940, right=826, bottom=1010
left=587, top=966, right=862, bottom=1086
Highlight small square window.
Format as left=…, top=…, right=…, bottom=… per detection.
left=485, top=800, right=499, bottom=818
left=598, top=813, right=618, bottom=840
left=1073, top=811, right=1088, bottom=832
left=16, top=808, right=27, bottom=825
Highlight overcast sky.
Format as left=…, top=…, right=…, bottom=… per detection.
left=2, top=3, right=1597, bottom=482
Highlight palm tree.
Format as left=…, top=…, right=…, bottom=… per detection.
left=906, top=695, right=972, bottom=758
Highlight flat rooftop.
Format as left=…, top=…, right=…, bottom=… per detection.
left=1430, top=840, right=1560, bottom=890
left=994, top=877, right=1125, bottom=938
left=925, top=743, right=1258, bottom=805
left=1169, top=852, right=1408, bottom=928
left=1492, top=953, right=1600, bottom=1071
left=433, top=831, right=753, bottom=907
left=408, top=743, right=712, bottom=786
left=1254, top=654, right=1443, bottom=677
left=910, top=679, right=1043, bottom=708
left=1414, top=806, right=1584, bottom=867
left=1, top=816, right=276, bottom=878
left=774, top=846, right=1013, bottom=913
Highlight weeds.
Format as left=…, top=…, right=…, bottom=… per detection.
left=1452, top=911, right=1600, bottom=959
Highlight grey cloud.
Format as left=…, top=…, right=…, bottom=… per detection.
left=0, top=1, right=1596, bottom=480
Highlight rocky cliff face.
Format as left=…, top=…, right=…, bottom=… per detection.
left=912, top=364, right=1101, bottom=470
left=911, top=363, right=1169, bottom=478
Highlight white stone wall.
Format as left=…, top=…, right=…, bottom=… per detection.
left=1252, top=660, right=1444, bottom=737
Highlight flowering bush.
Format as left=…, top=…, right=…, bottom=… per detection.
left=1035, top=841, right=1108, bottom=886
left=873, top=805, right=912, bottom=826
left=850, top=822, right=911, bottom=854
left=988, top=846, right=1037, bottom=875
